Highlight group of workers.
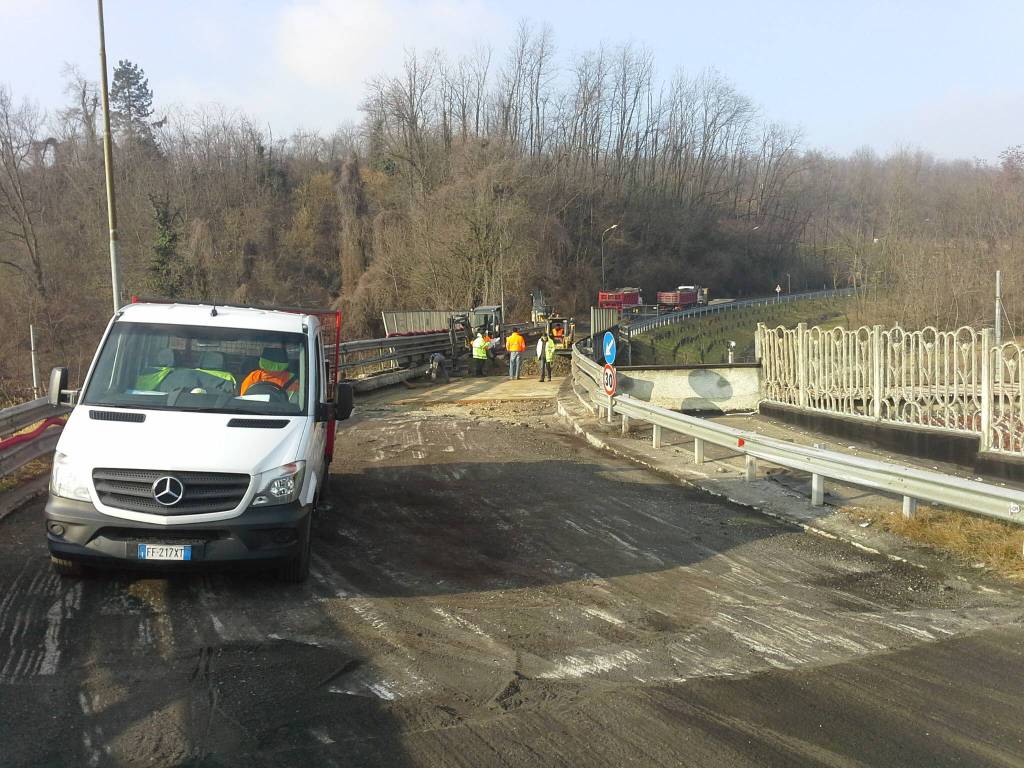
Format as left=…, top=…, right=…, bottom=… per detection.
left=471, top=327, right=559, bottom=381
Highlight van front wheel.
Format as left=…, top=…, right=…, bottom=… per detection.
left=278, top=513, right=312, bottom=583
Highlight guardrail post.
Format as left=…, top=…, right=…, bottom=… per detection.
left=621, top=414, right=630, bottom=435
left=694, top=438, right=704, bottom=465
left=902, top=496, right=917, bottom=519
left=980, top=328, right=993, bottom=452
left=811, top=473, right=824, bottom=506
left=652, top=424, right=662, bottom=449
left=745, top=454, right=757, bottom=481
left=872, top=325, right=883, bottom=420
left=797, top=322, right=808, bottom=408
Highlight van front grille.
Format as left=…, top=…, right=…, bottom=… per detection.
left=92, top=469, right=250, bottom=516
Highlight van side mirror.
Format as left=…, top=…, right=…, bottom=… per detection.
left=334, top=382, right=354, bottom=421
left=48, top=367, right=69, bottom=406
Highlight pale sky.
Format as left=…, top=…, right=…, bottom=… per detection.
left=1, top=0, right=1021, bottom=160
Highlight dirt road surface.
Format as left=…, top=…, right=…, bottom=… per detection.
left=2, top=382, right=1024, bottom=767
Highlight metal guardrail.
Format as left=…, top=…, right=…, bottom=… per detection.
left=625, top=288, right=856, bottom=337
left=572, top=345, right=1024, bottom=526
left=0, top=397, right=69, bottom=481
left=335, top=324, right=554, bottom=378
left=333, top=330, right=467, bottom=378
left=0, top=397, right=58, bottom=436
left=1, top=428, right=62, bottom=478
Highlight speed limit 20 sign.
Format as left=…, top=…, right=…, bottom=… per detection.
left=603, top=363, right=617, bottom=395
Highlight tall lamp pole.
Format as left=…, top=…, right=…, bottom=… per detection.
left=97, top=0, right=122, bottom=312
left=601, top=223, right=619, bottom=290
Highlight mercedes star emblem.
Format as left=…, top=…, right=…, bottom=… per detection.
left=152, top=476, right=185, bottom=506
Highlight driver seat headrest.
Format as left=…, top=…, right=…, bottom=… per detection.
left=199, top=351, right=225, bottom=370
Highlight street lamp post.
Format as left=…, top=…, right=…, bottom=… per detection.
left=97, top=0, right=122, bottom=312
left=786, top=273, right=791, bottom=294
left=601, top=223, right=619, bottom=290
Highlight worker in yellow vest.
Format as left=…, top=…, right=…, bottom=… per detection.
left=471, top=332, right=488, bottom=377
left=537, top=332, right=557, bottom=382
left=505, top=327, right=526, bottom=380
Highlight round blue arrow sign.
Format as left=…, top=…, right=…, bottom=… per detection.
left=603, top=331, right=617, bottom=365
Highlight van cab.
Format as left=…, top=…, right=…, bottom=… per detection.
left=44, top=302, right=353, bottom=582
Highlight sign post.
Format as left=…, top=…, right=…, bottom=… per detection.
left=775, top=284, right=782, bottom=303
left=603, top=363, right=617, bottom=423
left=602, top=331, right=617, bottom=366
left=603, top=363, right=617, bottom=396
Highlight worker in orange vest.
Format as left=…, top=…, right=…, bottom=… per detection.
left=240, top=347, right=300, bottom=400
left=551, top=322, right=565, bottom=348
left=505, top=327, right=526, bottom=380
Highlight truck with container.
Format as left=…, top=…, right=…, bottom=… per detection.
left=44, top=300, right=353, bottom=582
left=597, top=288, right=643, bottom=311
left=656, top=285, right=709, bottom=312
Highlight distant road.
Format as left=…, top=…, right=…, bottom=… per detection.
left=2, top=380, right=1023, bottom=766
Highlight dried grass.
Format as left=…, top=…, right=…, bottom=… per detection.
left=0, top=457, right=49, bottom=493
left=842, top=504, right=1024, bottom=580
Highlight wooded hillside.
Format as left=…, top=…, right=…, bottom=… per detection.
left=1, top=25, right=1022, bottom=397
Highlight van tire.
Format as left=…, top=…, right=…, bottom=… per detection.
left=278, top=513, right=312, bottom=583
left=50, top=555, right=87, bottom=578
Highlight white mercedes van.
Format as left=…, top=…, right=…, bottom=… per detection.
left=44, top=301, right=353, bottom=582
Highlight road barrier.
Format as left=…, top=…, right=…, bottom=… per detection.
left=572, top=344, right=1024, bottom=526
left=334, top=329, right=468, bottom=380
left=625, top=288, right=855, bottom=337
left=0, top=398, right=69, bottom=482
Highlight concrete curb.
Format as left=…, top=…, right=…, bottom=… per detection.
left=555, top=392, right=1011, bottom=586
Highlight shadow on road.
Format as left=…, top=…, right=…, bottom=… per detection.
left=0, top=507, right=418, bottom=768
left=324, top=456, right=801, bottom=599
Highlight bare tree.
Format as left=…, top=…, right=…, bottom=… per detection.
left=0, top=86, right=49, bottom=299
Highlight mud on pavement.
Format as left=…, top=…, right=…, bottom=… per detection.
left=2, top=389, right=1024, bottom=767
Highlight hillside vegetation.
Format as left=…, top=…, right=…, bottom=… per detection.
left=1, top=24, right=1023, bottom=398
left=629, top=299, right=851, bottom=366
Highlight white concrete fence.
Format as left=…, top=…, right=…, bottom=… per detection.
left=757, top=323, right=1024, bottom=455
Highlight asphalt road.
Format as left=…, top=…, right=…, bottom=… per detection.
left=2, top=391, right=1024, bottom=767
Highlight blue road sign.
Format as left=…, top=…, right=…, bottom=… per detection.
left=603, top=331, right=617, bottom=365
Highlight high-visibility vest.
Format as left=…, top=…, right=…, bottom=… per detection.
left=544, top=338, right=557, bottom=363
left=506, top=333, right=526, bottom=352
left=135, top=367, right=172, bottom=391
left=472, top=337, right=488, bottom=359
left=240, top=368, right=299, bottom=394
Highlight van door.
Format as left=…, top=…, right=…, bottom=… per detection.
left=309, top=333, right=329, bottom=499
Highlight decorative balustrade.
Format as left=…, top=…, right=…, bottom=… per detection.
left=757, top=323, right=1022, bottom=455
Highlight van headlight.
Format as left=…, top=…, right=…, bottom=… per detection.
left=251, top=461, right=305, bottom=506
left=50, top=452, right=92, bottom=502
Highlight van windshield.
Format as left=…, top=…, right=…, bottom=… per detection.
left=82, top=322, right=308, bottom=416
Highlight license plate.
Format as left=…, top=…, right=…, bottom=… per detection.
left=137, top=544, right=191, bottom=561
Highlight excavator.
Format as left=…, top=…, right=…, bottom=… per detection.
left=545, top=315, right=575, bottom=352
